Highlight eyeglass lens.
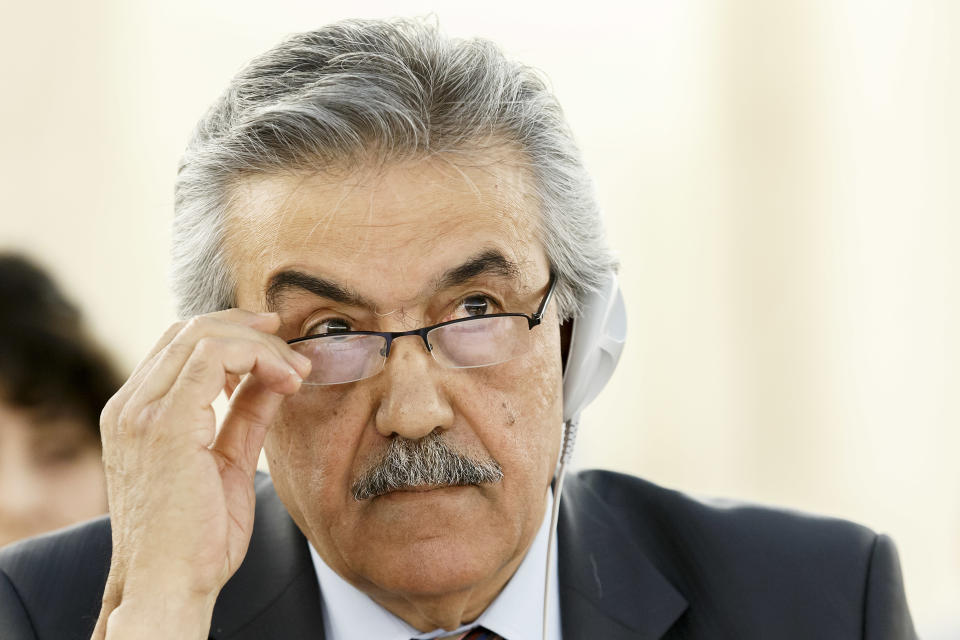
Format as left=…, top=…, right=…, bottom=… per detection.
left=428, top=315, right=529, bottom=369
left=290, top=315, right=531, bottom=386
left=291, top=334, right=387, bottom=385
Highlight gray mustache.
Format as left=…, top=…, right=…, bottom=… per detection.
left=351, top=431, right=503, bottom=500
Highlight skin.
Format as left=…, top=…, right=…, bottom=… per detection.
left=0, top=403, right=107, bottom=547
left=233, top=150, right=564, bottom=630
left=93, top=147, right=564, bottom=638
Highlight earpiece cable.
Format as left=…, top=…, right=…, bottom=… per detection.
left=542, top=416, right=579, bottom=640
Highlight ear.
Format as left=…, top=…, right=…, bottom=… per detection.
left=224, top=373, right=242, bottom=400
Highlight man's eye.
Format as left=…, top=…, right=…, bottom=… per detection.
left=459, top=295, right=493, bottom=317
left=307, top=318, right=352, bottom=335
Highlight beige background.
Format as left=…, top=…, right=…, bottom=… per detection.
left=1, top=1, right=957, bottom=636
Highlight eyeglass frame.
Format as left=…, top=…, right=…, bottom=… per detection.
left=286, top=272, right=557, bottom=372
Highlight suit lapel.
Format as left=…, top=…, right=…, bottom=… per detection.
left=209, top=473, right=325, bottom=639
left=557, top=474, right=688, bottom=640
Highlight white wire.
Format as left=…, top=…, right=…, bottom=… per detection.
left=542, top=417, right=578, bottom=640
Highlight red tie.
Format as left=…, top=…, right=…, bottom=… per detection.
left=457, top=628, right=503, bottom=640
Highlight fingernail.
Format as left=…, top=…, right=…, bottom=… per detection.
left=293, top=352, right=311, bottom=368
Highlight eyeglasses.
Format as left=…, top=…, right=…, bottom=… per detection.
left=287, top=274, right=557, bottom=386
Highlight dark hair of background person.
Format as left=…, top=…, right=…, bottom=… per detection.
left=0, top=253, right=122, bottom=438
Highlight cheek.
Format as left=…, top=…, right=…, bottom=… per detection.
left=265, top=387, right=372, bottom=513
left=458, top=326, right=564, bottom=482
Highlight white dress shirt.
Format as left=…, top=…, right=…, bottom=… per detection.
left=308, top=491, right=562, bottom=640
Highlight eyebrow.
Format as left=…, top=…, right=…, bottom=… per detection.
left=435, top=249, right=521, bottom=290
left=264, top=249, right=521, bottom=312
left=265, top=272, right=376, bottom=312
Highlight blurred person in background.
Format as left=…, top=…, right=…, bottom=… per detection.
left=0, top=253, right=121, bottom=547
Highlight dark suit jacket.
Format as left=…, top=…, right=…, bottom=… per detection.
left=0, top=470, right=916, bottom=639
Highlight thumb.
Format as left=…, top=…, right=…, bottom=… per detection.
left=211, top=373, right=288, bottom=478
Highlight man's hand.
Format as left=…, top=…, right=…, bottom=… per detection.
left=90, top=310, right=311, bottom=640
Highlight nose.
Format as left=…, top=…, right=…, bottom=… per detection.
left=374, top=334, right=454, bottom=440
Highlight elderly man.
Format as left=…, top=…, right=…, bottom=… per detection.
left=0, top=18, right=915, bottom=640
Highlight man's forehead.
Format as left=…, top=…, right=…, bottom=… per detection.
left=223, top=149, right=546, bottom=307
left=227, top=146, right=536, bottom=235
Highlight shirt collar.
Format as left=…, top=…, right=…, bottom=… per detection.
left=309, top=490, right=561, bottom=640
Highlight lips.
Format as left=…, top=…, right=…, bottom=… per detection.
left=395, top=484, right=456, bottom=493
left=378, top=484, right=468, bottom=499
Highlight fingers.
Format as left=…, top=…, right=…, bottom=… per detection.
left=125, top=312, right=309, bottom=409
left=211, top=374, right=286, bottom=479
left=167, top=335, right=302, bottom=414
left=101, top=310, right=311, bottom=451
left=126, top=336, right=298, bottom=450
left=136, top=310, right=277, bottom=379
left=104, top=310, right=284, bottom=424
left=117, top=309, right=280, bottom=408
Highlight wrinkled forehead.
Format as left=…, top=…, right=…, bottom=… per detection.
left=223, top=147, right=548, bottom=308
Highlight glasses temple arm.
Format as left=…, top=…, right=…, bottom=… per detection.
left=531, top=272, right=558, bottom=326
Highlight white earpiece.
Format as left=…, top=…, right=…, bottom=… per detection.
left=561, top=272, right=627, bottom=424
left=543, top=271, right=627, bottom=640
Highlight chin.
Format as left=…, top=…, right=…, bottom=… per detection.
left=366, top=534, right=507, bottom=597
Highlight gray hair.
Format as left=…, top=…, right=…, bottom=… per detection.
left=172, top=17, right=616, bottom=321
left=351, top=430, right=503, bottom=501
